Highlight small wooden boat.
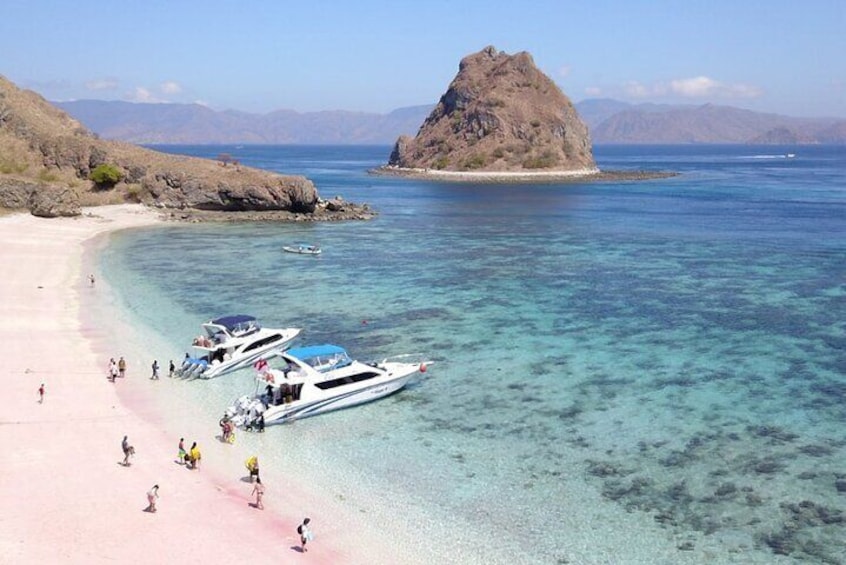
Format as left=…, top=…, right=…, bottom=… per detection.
left=283, top=244, right=321, bottom=255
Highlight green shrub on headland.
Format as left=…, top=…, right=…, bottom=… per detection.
left=89, top=163, right=123, bottom=187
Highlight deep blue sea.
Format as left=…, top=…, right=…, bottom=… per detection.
left=101, top=145, right=845, bottom=564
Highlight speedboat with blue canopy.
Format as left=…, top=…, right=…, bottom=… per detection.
left=177, top=315, right=301, bottom=379
left=225, top=344, right=431, bottom=426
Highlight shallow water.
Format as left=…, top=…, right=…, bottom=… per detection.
left=101, top=144, right=846, bottom=564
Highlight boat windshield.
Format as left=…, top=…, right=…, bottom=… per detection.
left=287, top=345, right=352, bottom=372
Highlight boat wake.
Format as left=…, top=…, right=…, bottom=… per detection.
left=739, top=153, right=796, bottom=160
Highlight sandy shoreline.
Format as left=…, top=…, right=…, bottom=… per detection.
left=0, top=205, right=397, bottom=564
left=370, top=165, right=600, bottom=183
left=370, top=165, right=677, bottom=184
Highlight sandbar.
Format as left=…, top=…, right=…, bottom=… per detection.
left=370, top=165, right=677, bottom=183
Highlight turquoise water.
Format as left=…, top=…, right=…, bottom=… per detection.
left=102, top=145, right=846, bottom=564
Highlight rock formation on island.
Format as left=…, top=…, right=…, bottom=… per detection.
left=0, top=75, right=370, bottom=219
left=385, top=46, right=596, bottom=176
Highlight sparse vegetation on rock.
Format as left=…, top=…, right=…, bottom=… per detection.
left=89, top=163, right=123, bottom=187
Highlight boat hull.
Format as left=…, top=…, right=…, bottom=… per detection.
left=179, top=325, right=300, bottom=379
left=264, top=371, right=414, bottom=423
left=199, top=346, right=280, bottom=379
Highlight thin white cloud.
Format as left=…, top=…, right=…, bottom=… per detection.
left=126, top=86, right=164, bottom=103
left=670, top=76, right=761, bottom=99
left=619, top=76, right=762, bottom=101
left=584, top=86, right=602, bottom=96
left=623, top=81, right=650, bottom=98
left=84, top=78, right=119, bottom=91
left=160, top=81, right=182, bottom=95
left=670, top=76, right=719, bottom=97
left=558, top=65, right=571, bottom=79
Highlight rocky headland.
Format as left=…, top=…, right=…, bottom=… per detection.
left=0, top=75, right=370, bottom=220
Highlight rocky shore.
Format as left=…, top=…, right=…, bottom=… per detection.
left=160, top=196, right=376, bottom=223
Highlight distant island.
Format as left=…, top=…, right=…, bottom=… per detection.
left=56, top=98, right=846, bottom=147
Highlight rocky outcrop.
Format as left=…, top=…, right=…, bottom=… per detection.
left=28, top=184, right=81, bottom=217
left=141, top=167, right=318, bottom=212
left=0, top=177, right=40, bottom=209
left=386, top=46, right=595, bottom=173
left=0, top=75, right=341, bottom=218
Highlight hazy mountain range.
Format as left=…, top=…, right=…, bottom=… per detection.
left=56, top=98, right=846, bottom=145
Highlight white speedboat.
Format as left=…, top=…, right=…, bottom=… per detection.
left=283, top=243, right=321, bottom=255
left=177, top=315, right=301, bottom=379
left=226, top=344, right=429, bottom=426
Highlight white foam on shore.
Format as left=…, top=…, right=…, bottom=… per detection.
left=375, top=166, right=602, bottom=182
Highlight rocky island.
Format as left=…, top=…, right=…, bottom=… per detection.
left=373, top=46, right=597, bottom=182
left=374, top=46, right=674, bottom=183
left=0, top=75, right=372, bottom=220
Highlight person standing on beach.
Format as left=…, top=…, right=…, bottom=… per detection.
left=122, top=435, right=134, bottom=466
left=88, top=274, right=95, bottom=286
left=151, top=360, right=160, bottom=380
left=145, top=485, right=159, bottom=512
left=188, top=442, right=201, bottom=470
left=118, top=357, right=126, bottom=378
left=245, top=455, right=259, bottom=482
left=176, top=438, right=186, bottom=464
left=297, top=517, right=314, bottom=552
left=251, top=477, right=265, bottom=510
left=37, top=383, right=45, bottom=403
left=168, top=360, right=175, bottom=378
left=108, top=358, right=118, bottom=382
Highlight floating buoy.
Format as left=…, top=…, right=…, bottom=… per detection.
left=419, top=363, right=427, bottom=373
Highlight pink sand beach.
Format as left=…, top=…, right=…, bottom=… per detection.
left=0, top=205, right=405, bottom=564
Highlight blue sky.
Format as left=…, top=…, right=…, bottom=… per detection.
left=2, top=0, right=844, bottom=117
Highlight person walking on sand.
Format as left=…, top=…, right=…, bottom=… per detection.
left=297, top=517, right=314, bottom=552
left=38, top=383, right=44, bottom=403
left=176, top=438, right=186, bottom=464
left=251, top=477, right=265, bottom=510
left=168, top=359, right=175, bottom=378
left=118, top=357, right=126, bottom=378
left=145, top=485, right=159, bottom=512
left=108, top=358, right=118, bottom=382
left=88, top=274, right=95, bottom=286
left=122, top=435, right=135, bottom=466
left=151, top=360, right=160, bottom=380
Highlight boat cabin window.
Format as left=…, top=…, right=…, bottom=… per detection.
left=314, top=371, right=380, bottom=390
left=242, top=334, right=282, bottom=353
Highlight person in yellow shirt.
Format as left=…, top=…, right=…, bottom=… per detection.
left=189, top=442, right=201, bottom=470
left=245, top=455, right=259, bottom=482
